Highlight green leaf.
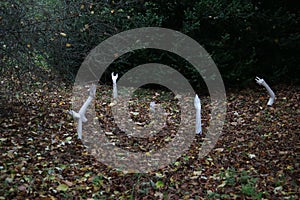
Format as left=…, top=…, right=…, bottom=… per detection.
left=131, top=112, right=139, bottom=116
left=57, top=183, right=69, bottom=192
left=155, top=173, right=164, bottom=178
left=155, top=180, right=164, bottom=188
left=217, top=181, right=227, bottom=188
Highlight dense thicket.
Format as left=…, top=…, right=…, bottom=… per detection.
left=1, top=0, right=299, bottom=89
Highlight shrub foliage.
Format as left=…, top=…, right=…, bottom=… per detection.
left=1, top=0, right=299, bottom=88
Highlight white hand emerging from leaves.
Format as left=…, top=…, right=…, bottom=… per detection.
left=194, top=94, right=202, bottom=134
left=112, top=72, right=118, bottom=99
left=255, top=76, right=275, bottom=106
left=255, top=76, right=265, bottom=85
left=68, top=84, right=96, bottom=139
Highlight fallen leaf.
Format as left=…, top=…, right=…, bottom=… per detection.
left=57, top=184, right=69, bottom=192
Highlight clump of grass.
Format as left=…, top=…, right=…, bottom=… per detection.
left=208, top=168, right=265, bottom=199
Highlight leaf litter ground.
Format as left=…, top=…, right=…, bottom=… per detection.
left=0, top=83, right=299, bottom=199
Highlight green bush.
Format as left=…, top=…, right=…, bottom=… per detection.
left=1, top=0, right=299, bottom=88
left=43, top=1, right=165, bottom=81
left=182, top=0, right=299, bottom=86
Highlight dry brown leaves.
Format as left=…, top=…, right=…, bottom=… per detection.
left=0, top=82, right=299, bottom=199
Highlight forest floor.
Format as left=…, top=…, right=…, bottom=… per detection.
left=0, top=77, right=299, bottom=199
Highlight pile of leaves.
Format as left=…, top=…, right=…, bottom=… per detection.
left=0, top=78, right=299, bottom=199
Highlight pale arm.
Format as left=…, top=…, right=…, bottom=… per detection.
left=112, top=72, right=118, bottom=99
left=194, top=94, right=202, bottom=134
left=255, top=76, right=275, bottom=106
left=79, top=84, right=96, bottom=122
left=68, top=84, right=96, bottom=139
left=150, top=101, right=156, bottom=112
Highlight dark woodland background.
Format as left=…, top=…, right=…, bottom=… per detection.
left=1, top=0, right=299, bottom=91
